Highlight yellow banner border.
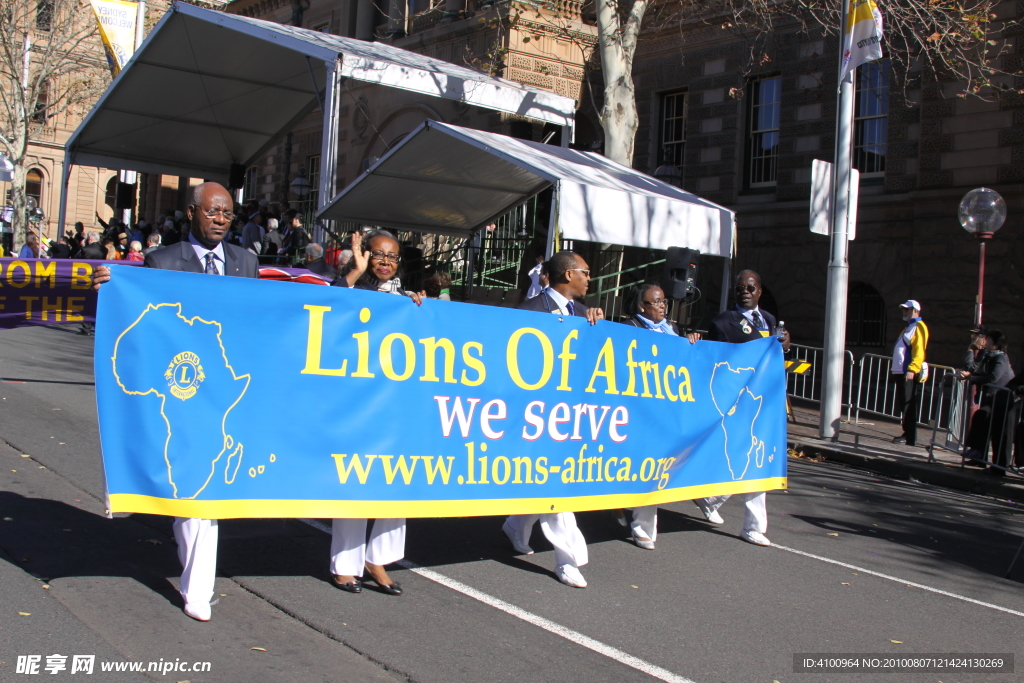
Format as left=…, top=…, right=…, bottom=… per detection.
left=109, top=477, right=786, bottom=518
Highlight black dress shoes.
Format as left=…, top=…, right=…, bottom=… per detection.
left=892, top=436, right=907, bottom=445
left=365, top=578, right=403, bottom=595
left=331, top=575, right=362, bottom=593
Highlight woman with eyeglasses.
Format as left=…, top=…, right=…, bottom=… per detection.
left=328, top=229, right=422, bottom=595
left=615, top=283, right=680, bottom=549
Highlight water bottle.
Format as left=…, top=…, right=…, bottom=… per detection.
left=775, top=320, right=786, bottom=340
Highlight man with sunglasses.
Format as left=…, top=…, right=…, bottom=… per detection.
left=688, top=269, right=790, bottom=547
left=503, top=250, right=602, bottom=587
left=93, top=182, right=259, bottom=622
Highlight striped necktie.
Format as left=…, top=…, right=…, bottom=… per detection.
left=566, top=300, right=575, bottom=316
left=204, top=253, right=219, bottom=275
left=751, top=310, right=764, bottom=330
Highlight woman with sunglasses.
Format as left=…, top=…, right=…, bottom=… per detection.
left=328, top=229, right=422, bottom=595
left=613, top=283, right=681, bottom=549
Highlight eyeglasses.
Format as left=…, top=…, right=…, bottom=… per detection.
left=194, top=207, right=235, bottom=221
left=642, top=299, right=667, bottom=307
left=567, top=268, right=590, bottom=277
left=370, top=250, right=401, bottom=263
left=734, top=284, right=759, bottom=293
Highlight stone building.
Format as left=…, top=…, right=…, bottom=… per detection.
left=0, top=0, right=181, bottom=248
left=630, top=21, right=1024, bottom=366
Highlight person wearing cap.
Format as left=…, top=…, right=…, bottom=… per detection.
left=891, top=300, right=929, bottom=446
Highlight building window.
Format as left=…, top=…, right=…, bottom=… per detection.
left=306, top=155, right=321, bottom=208
left=26, top=169, right=43, bottom=208
left=847, top=281, right=886, bottom=347
left=747, top=76, right=781, bottom=187
left=659, top=90, right=687, bottom=168
left=854, top=61, right=889, bottom=176
left=31, top=80, right=49, bottom=123
left=104, top=176, right=117, bottom=210
left=36, top=0, right=53, bottom=30
left=243, top=167, right=259, bottom=202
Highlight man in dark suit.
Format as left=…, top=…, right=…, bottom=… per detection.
left=93, top=182, right=258, bottom=622
left=691, top=269, right=790, bottom=547
left=503, top=251, right=602, bottom=588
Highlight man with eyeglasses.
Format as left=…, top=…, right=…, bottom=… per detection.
left=688, top=269, right=790, bottom=547
left=503, top=250, right=602, bottom=588
left=93, top=181, right=259, bottom=622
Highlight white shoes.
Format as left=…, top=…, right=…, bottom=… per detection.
left=695, top=501, right=725, bottom=525
left=556, top=564, right=587, bottom=588
left=502, top=520, right=534, bottom=555
left=741, top=530, right=771, bottom=546
left=183, top=601, right=211, bottom=621
left=631, top=533, right=655, bottom=550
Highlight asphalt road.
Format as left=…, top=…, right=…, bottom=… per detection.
left=2, top=324, right=1024, bottom=683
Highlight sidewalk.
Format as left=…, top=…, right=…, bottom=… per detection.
left=787, top=402, right=1024, bottom=504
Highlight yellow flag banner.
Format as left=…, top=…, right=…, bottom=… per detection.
left=90, top=0, right=138, bottom=75
left=840, top=0, right=884, bottom=80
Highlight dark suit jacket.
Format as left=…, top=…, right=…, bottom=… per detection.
left=620, top=314, right=680, bottom=335
left=517, top=290, right=589, bottom=316
left=306, top=258, right=336, bottom=278
left=81, top=243, right=105, bottom=260
left=144, top=240, right=260, bottom=278
left=706, top=308, right=776, bottom=344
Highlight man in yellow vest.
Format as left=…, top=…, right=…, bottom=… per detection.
left=891, top=300, right=929, bottom=446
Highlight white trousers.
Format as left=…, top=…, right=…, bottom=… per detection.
left=699, top=492, right=768, bottom=533
left=173, top=517, right=218, bottom=606
left=630, top=506, right=658, bottom=542
left=330, top=518, right=406, bottom=576
left=505, top=513, right=588, bottom=568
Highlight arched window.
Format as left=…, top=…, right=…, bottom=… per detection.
left=26, top=169, right=43, bottom=208
left=105, top=176, right=118, bottom=210
left=847, top=282, right=886, bottom=347
left=758, top=283, right=779, bottom=320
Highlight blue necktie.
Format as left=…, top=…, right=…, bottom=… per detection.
left=204, top=253, right=218, bottom=275
left=752, top=310, right=764, bottom=330
left=566, top=300, right=575, bottom=316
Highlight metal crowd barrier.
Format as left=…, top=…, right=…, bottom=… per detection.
left=928, top=382, right=1022, bottom=476
left=786, top=344, right=856, bottom=422
left=852, top=354, right=958, bottom=431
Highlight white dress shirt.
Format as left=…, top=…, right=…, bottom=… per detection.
left=188, top=233, right=225, bottom=276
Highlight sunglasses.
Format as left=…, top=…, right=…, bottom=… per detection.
left=734, top=284, right=759, bottom=294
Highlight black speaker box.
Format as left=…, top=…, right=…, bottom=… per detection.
left=114, top=181, right=136, bottom=209
left=228, top=163, right=246, bottom=189
left=661, top=247, right=699, bottom=300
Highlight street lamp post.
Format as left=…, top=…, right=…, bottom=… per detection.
left=958, top=188, right=1007, bottom=326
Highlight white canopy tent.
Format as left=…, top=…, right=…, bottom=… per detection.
left=317, top=120, right=736, bottom=259
left=57, top=1, right=577, bottom=232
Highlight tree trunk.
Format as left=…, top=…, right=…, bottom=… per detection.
left=9, top=146, right=28, bottom=253
left=595, top=0, right=646, bottom=168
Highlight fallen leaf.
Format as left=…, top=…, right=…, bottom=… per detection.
left=827, top=532, right=839, bottom=536
left=42, top=585, right=49, bottom=589
left=841, top=582, right=851, bottom=585
left=219, top=594, right=227, bottom=597
left=630, top=585, right=639, bottom=589
left=20, top=454, right=30, bottom=458
left=18, top=612, right=30, bottom=616
left=890, top=639, right=903, bottom=644
left=928, top=32, right=942, bottom=42
left=250, top=647, right=267, bottom=652
left=3, top=518, right=12, bottom=521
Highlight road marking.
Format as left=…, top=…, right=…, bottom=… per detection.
left=772, top=543, right=1024, bottom=618
left=300, top=518, right=696, bottom=683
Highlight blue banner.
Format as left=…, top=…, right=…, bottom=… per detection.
left=95, top=265, right=787, bottom=518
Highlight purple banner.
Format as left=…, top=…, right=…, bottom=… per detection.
left=0, top=258, right=143, bottom=329
left=0, top=258, right=329, bottom=329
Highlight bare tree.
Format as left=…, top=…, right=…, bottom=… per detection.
left=0, top=0, right=109, bottom=247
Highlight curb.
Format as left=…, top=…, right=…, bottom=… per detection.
left=789, top=438, right=1024, bottom=505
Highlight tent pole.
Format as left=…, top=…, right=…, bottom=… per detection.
left=56, top=148, right=72, bottom=238
left=316, top=60, right=341, bottom=245
left=719, top=259, right=731, bottom=313
left=545, top=182, right=559, bottom=259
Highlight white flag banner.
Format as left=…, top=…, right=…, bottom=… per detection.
left=840, top=0, right=884, bottom=81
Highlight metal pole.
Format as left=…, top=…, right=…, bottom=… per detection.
left=134, top=0, right=146, bottom=52
left=819, top=16, right=856, bottom=439
left=316, top=60, right=341, bottom=245
left=975, top=238, right=986, bottom=325
left=56, top=149, right=72, bottom=239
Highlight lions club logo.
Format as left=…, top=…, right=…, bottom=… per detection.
left=165, top=351, right=206, bottom=400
